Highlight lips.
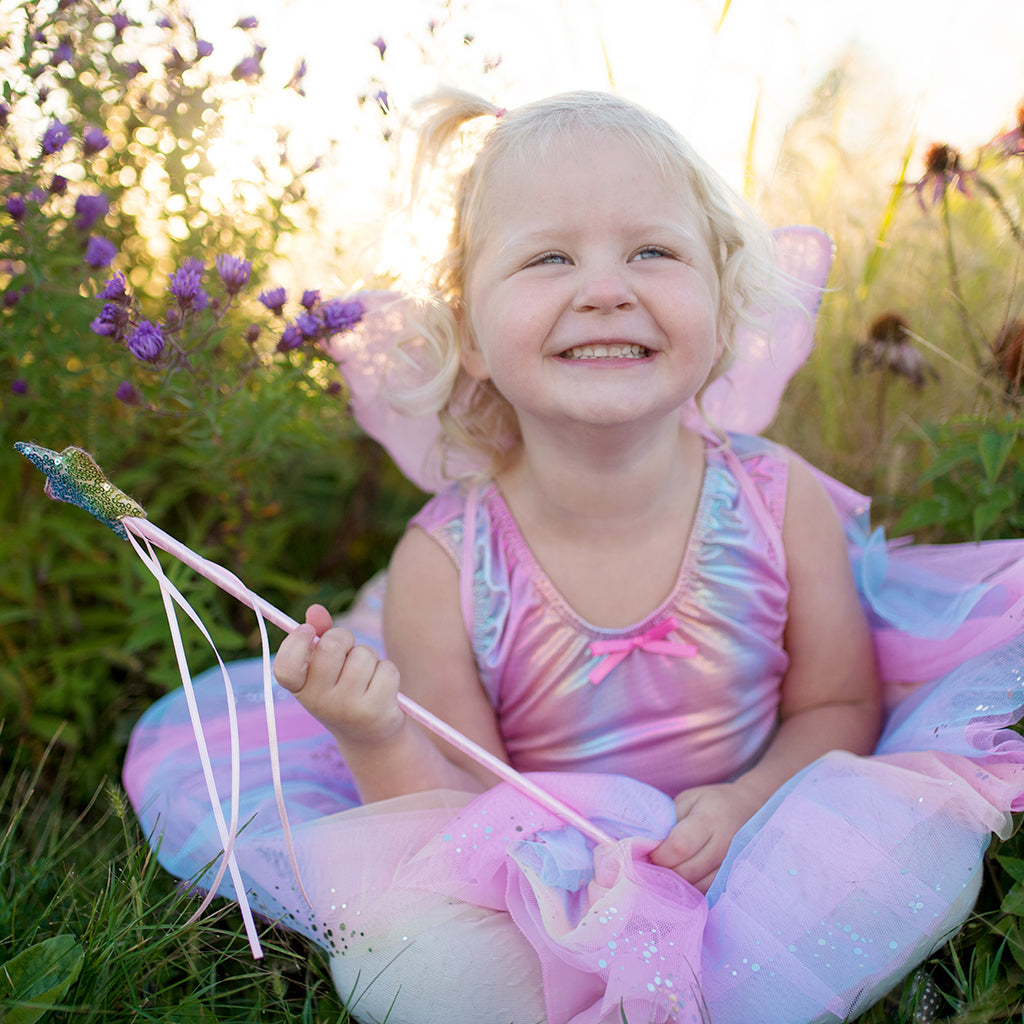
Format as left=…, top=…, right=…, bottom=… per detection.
left=558, top=343, right=651, bottom=360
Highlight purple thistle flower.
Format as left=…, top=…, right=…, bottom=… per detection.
left=115, top=380, right=141, bottom=405
left=0, top=103, right=9, bottom=129
left=277, top=323, right=305, bottom=351
left=49, top=174, right=68, bottom=195
left=83, top=126, right=109, bottom=154
left=300, top=288, right=320, bottom=310
left=11, top=379, right=28, bottom=395
left=235, top=16, right=259, bottom=29
left=90, top=302, right=129, bottom=338
left=99, top=271, right=129, bottom=303
left=372, top=36, right=387, bottom=59
left=197, top=39, right=214, bottom=58
left=296, top=311, right=323, bottom=339
left=5, top=195, right=26, bottom=222
left=41, top=119, right=72, bottom=155
left=84, top=235, right=117, bottom=269
left=258, top=286, right=287, bottom=314
left=320, top=297, right=365, bottom=337
left=51, top=38, right=74, bottom=66
left=75, top=192, right=109, bottom=231
left=168, top=261, right=207, bottom=308
left=126, top=320, right=164, bottom=361
left=111, top=12, right=130, bottom=34
left=215, top=254, right=251, bottom=295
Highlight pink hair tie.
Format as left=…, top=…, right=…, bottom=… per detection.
left=494, top=107, right=506, bottom=119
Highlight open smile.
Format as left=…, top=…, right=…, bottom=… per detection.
left=558, top=343, right=652, bottom=360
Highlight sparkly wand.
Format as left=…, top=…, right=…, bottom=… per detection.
left=16, top=443, right=615, bottom=947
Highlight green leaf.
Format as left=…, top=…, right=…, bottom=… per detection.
left=0, top=934, right=84, bottom=1024
left=1001, top=882, right=1024, bottom=917
left=977, top=430, right=1017, bottom=487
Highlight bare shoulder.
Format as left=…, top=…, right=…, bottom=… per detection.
left=780, top=454, right=881, bottom=723
left=383, top=524, right=510, bottom=777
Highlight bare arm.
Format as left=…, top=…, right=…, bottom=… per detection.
left=650, top=457, right=883, bottom=890
left=273, top=525, right=509, bottom=803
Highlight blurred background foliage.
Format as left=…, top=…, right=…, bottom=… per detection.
left=1, top=0, right=1024, bottom=1020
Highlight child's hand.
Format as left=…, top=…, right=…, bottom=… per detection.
left=274, top=604, right=405, bottom=746
left=648, top=782, right=763, bottom=894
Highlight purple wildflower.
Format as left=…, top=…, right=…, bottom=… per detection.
left=122, top=60, right=144, bottom=78
left=5, top=195, right=26, bottom=222
left=115, top=380, right=141, bottom=405
left=84, top=235, right=117, bottom=269
left=244, top=323, right=261, bottom=343
left=232, top=53, right=263, bottom=81
left=300, top=288, right=320, bottom=310
left=49, top=174, right=68, bottom=195
left=156, top=14, right=174, bottom=29
left=235, top=16, right=259, bottom=29
left=112, top=11, right=130, bottom=34
left=215, top=254, right=251, bottom=295
left=3, top=289, right=23, bottom=310
left=296, top=311, right=323, bottom=339
left=372, top=36, right=387, bottom=59
left=168, top=261, right=207, bottom=308
left=11, top=379, right=28, bottom=395
left=98, top=271, right=129, bottom=303
left=908, top=143, right=974, bottom=209
left=277, top=323, right=305, bottom=351
left=90, top=302, right=129, bottom=338
left=197, top=39, right=214, bottom=58
left=126, top=320, right=164, bottom=361
left=287, top=58, right=308, bottom=95
left=51, top=39, right=74, bottom=66
left=0, top=103, right=9, bottom=129
left=41, top=119, right=72, bottom=155
left=258, top=286, right=287, bottom=314
left=320, top=297, right=365, bottom=337
left=83, top=126, right=109, bottom=154
left=75, top=193, right=109, bottom=231
left=375, top=89, right=390, bottom=114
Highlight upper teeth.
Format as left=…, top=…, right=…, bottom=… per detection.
left=561, top=344, right=649, bottom=360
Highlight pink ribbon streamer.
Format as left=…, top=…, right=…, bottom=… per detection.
left=589, top=617, right=698, bottom=685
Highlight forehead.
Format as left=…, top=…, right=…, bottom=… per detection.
left=473, top=130, right=709, bottom=243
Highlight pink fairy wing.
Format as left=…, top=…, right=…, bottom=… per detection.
left=323, top=227, right=834, bottom=492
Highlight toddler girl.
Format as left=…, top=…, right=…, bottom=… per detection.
left=125, top=90, right=1024, bottom=1024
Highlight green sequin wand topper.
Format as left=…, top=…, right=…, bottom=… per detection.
left=14, top=441, right=146, bottom=539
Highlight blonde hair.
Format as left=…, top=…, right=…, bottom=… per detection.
left=395, top=88, right=790, bottom=479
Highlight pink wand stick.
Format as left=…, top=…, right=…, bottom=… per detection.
left=120, top=515, right=614, bottom=846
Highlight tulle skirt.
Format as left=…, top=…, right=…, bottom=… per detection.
left=123, top=529, right=1024, bottom=1024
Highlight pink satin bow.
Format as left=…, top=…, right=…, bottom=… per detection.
left=588, top=616, right=698, bottom=685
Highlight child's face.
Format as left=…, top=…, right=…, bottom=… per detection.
left=461, top=131, right=723, bottom=438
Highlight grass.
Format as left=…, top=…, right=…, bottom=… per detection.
left=0, top=734, right=349, bottom=1024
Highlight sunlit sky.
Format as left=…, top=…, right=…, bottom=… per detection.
left=189, top=0, right=1024, bottom=284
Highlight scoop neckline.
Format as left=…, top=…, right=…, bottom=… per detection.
left=480, top=446, right=719, bottom=637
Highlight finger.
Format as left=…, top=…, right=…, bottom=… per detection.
left=304, top=603, right=334, bottom=635
left=273, top=623, right=318, bottom=691
left=305, top=627, right=357, bottom=688
left=648, top=820, right=711, bottom=870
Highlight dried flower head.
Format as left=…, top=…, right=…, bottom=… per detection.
left=908, top=143, right=974, bottom=209
left=852, top=313, right=938, bottom=389
left=990, top=100, right=1024, bottom=159
left=993, top=320, right=1024, bottom=394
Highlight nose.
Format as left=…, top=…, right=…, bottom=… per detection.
left=572, top=265, right=636, bottom=313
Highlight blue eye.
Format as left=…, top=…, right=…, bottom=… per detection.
left=633, top=246, right=671, bottom=260
left=530, top=251, right=568, bottom=266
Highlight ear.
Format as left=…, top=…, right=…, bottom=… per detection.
left=458, top=311, right=491, bottom=382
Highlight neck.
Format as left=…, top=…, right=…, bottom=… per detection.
left=498, top=418, right=706, bottom=534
